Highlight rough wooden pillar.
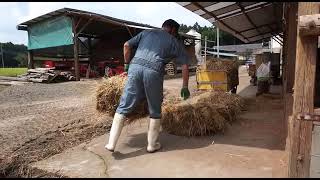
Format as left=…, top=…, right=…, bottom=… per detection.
left=284, top=2, right=298, bottom=156
left=72, top=18, right=80, bottom=81
left=27, top=50, right=34, bottom=69
left=288, top=2, right=319, bottom=178
left=286, top=3, right=298, bottom=93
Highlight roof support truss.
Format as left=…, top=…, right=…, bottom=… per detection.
left=237, top=2, right=265, bottom=40
left=191, top=2, right=250, bottom=42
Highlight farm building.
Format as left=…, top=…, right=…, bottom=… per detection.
left=17, top=8, right=198, bottom=80
left=178, top=1, right=320, bottom=178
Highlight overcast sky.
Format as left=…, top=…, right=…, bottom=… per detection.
left=0, top=2, right=213, bottom=45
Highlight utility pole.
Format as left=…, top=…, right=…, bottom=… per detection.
left=217, top=26, right=220, bottom=58
left=1, top=43, right=4, bottom=68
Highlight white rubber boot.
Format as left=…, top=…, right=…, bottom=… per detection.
left=147, top=118, right=162, bottom=153
left=105, top=113, right=125, bottom=152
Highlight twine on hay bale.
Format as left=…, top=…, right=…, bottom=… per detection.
left=96, top=75, right=244, bottom=136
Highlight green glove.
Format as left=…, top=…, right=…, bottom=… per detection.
left=181, top=87, right=190, bottom=100
left=124, top=63, right=130, bottom=72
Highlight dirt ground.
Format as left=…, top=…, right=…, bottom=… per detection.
left=0, top=80, right=112, bottom=177
left=0, top=66, right=287, bottom=177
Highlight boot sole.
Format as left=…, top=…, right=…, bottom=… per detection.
left=105, top=146, right=115, bottom=152
left=147, top=146, right=162, bottom=153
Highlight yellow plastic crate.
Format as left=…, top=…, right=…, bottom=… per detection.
left=196, top=70, right=228, bottom=91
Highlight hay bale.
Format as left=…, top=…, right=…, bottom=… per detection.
left=95, top=75, right=149, bottom=120
left=200, top=57, right=239, bottom=72
left=198, top=58, right=239, bottom=88
left=161, top=91, right=244, bottom=136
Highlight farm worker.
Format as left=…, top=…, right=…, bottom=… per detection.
left=256, top=57, right=271, bottom=96
left=105, top=19, right=191, bottom=153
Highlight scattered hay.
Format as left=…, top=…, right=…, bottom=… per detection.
left=95, top=75, right=149, bottom=121
left=161, top=91, right=244, bottom=137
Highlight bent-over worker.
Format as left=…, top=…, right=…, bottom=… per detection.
left=105, top=19, right=191, bottom=153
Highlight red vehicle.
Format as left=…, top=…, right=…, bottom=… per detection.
left=96, top=58, right=124, bottom=77
left=43, top=58, right=125, bottom=78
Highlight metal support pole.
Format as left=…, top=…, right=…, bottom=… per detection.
left=217, top=27, right=220, bottom=58
left=204, top=36, right=207, bottom=63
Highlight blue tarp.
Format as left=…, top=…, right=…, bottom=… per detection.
left=28, top=16, right=73, bottom=50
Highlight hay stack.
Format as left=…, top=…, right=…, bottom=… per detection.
left=201, top=57, right=239, bottom=72
left=198, top=58, right=239, bottom=88
left=96, top=75, right=148, bottom=120
left=161, top=91, right=243, bottom=136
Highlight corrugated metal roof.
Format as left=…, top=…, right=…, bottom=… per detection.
left=17, top=7, right=157, bottom=29
left=177, top=2, right=283, bottom=43
left=17, top=7, right=196, bottom=40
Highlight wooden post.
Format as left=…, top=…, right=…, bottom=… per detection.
left=284, top=2, right=298, bottom=155
left=289, top=2, right=319, bottom=178
left=86, top=37, right=92, bottom=79
left=286, top=3, right=298, bottom=93
left=72, top=18, right=80, bottom=81
left=27, top=50, right=34, bottom=69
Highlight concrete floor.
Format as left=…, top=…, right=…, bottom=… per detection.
left=31, top=66, right=288, bottom=177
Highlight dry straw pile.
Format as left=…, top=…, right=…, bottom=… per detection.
left=95, top=75, right=148, bottom=120
left=201, top=57, right=239, bottom=72
left=162, top=91, right=243, bottom=136
left=198, top=57, right=240, bottom=88
left=96, top=75, right=244, bottom=136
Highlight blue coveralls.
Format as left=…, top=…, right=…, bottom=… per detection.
left=116, top=29, right=190, bottom=119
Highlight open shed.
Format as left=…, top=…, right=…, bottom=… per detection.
left=17, top=8, right=197, bottom=80
left=178, top=1, right=320, bottom=178
left=17, top=8, right=157, bottom=80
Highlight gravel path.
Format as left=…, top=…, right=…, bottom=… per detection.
left=0, top=80, right=110, bottom=168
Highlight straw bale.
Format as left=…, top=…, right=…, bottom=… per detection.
left=161, top=91, right=244, bottom=136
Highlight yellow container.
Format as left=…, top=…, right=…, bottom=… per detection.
left=196, top=70, right=228, bottom=91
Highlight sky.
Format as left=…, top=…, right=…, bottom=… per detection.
left=0, top=2, right=213, bottom=45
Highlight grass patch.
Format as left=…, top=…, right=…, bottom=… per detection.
left=0, top=68, right=27, bottom=77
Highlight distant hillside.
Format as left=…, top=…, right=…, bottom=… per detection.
left=0, top=42, right=28, bottom=68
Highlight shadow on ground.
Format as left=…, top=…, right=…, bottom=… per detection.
left=111, top=131, right=214, bottom=160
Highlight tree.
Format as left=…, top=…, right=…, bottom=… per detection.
left=14, top=52, right=28, bottom=67
left=0, top=42, right=28, bottom=67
